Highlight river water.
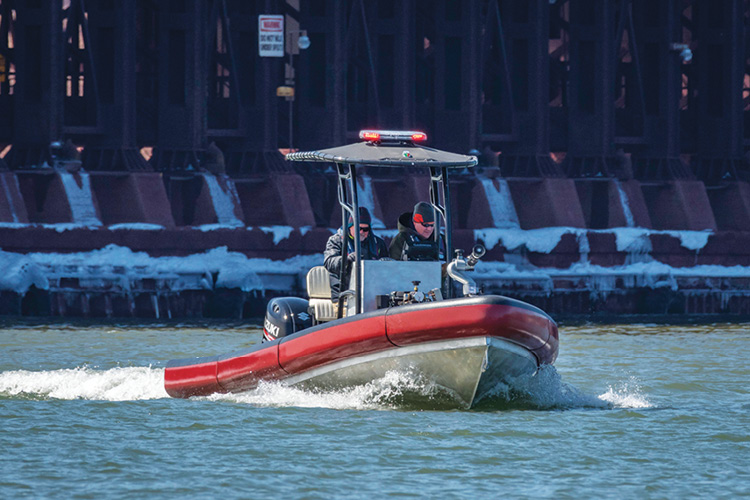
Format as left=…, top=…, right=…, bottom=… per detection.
left=1, top=321, right=749, bottom=498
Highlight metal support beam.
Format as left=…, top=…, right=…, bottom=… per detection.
left=10, top=1, right=63, bottom=159
left=567, top=0, right=616, bottom=157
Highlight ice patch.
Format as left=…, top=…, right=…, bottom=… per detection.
left=44, top=223, right=99, bottom=232
left=357, top=175, right=386, bottom=229
left=196, top=223, right=245, bottom=232
left=260, top=226, right=294, bottom=244
left=614, top=180, right=635, bottom=228
left=577, top=231, right=590, bottom=264
left=475, top=227, right=576, bottom=253
left=666, top=230, right=712, bottom=251
left=0, top=366, right=168, bottom=401
left=108, top=223, right=165, bottom=231
left=59, top=171, right=102, bottom=226
left=474, top=226, right=712, bottom=255
left=0, top=251, right=48, bottom=293
left=0, top=245, right=323, bottom=293
left=479, top=176, right=520, bottom=229
left=611, top=227, right=652, bottom=253
left=201, top=173, right=244, bottom=227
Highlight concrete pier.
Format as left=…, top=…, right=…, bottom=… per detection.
left=1, top=163, right=750, bottom=319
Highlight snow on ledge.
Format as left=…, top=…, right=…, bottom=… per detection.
left=0, top=244, right=323, bottom=293
left=664, top=230, right=712, bottom=251
left=195, top=223, right=247, bottom=232
left=108, top=223, right=165, bottom=231
left=0, top=250, right=49, bottom=293
left=0, top=222, right=716, bottom=254
left=474, top=227, right=714, bottom=254
left=1, top=241, right=749, bottom=297
left=259, top=226, right=294, bottom=244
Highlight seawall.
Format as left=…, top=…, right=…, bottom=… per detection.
left=1, top=165, right=749, bottom=319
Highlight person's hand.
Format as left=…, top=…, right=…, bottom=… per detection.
left=347, top=252, right=357, bottom=262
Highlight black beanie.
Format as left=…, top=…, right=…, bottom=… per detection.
left=347, top=207, right=372, bottom=227
left=412, top=202, right=435, bottom=225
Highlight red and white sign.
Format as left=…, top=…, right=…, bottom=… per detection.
left=258, top=15, right=284, bottom=57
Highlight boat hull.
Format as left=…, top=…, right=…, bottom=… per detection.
left=164, top=295, right=558, bottom=406
left=285, top=336, right=538, bottom=407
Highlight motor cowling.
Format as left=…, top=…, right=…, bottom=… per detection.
left=262, top=297, right=312, bottom=342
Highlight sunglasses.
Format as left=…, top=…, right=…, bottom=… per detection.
left=418, top=222, right=434, bottom=228
left=359, top=226, right=371, bottom=232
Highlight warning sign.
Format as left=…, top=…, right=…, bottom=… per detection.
left=258, top=15, right=284, bottom=58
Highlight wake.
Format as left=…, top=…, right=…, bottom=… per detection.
left=209, top=370, right=459, bottom=411
left=0, top=366, right=168, bottom=401
left=0, top=365, right=651, bottom=410
left=473, top=365, right=652, bottom=410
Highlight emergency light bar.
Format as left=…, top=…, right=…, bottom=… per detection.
left=359, top=130, right=428, bottom=143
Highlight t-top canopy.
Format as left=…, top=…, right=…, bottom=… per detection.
left=286, top=140, right=477, bottom=168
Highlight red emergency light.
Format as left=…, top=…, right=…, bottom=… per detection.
left=359, top=130, right=428, bottom=143
left=360, top=131, right=381, bottom=142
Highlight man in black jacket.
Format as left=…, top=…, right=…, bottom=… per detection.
left=389, top=201, right=441, bottom=261
left=324, top=207, right=388, bottom=302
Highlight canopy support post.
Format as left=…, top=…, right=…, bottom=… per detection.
left=336, top=162, right=362, bottom=315
left=430, top=165, right=453, bottom=298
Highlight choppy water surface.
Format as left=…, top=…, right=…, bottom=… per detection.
left=1, top=321, right=749, bottom=498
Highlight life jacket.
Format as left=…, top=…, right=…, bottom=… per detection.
left=394, top=212, right=443, bottom=261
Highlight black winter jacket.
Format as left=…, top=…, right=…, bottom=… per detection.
left=388, top=212, right=443, bottom=261
left=323, top=228, right=388, bottom=301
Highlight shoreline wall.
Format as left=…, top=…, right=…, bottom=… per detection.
left=1, top=167, right=750, bottom=319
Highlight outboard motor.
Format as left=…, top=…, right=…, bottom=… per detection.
left=263, top=297, right=312, bottom=342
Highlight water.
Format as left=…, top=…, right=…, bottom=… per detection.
left=2, top=321, right=749, bottom=498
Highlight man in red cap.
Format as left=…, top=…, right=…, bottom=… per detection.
left=324, top=207, right=388, bottom=302
left=389, top=201, right=441, bottom=261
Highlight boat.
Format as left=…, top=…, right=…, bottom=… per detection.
left=164, top=130, right=558, bottom=408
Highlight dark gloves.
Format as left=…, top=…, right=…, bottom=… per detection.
left=347, top=252, right=357, bottom=263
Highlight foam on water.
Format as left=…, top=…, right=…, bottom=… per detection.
left=477, top=365, right=653, bottom=411
left=208, top=370, right=450, bottom=411
left=0, top=364, right=652, bottom=411
left=598, top=376, right=652, bottom=408
left=477, top=365, right=609, bottom=410
left=210, top=366, right=654, bottom=412
left=0, top=366, right=168, bottom=401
